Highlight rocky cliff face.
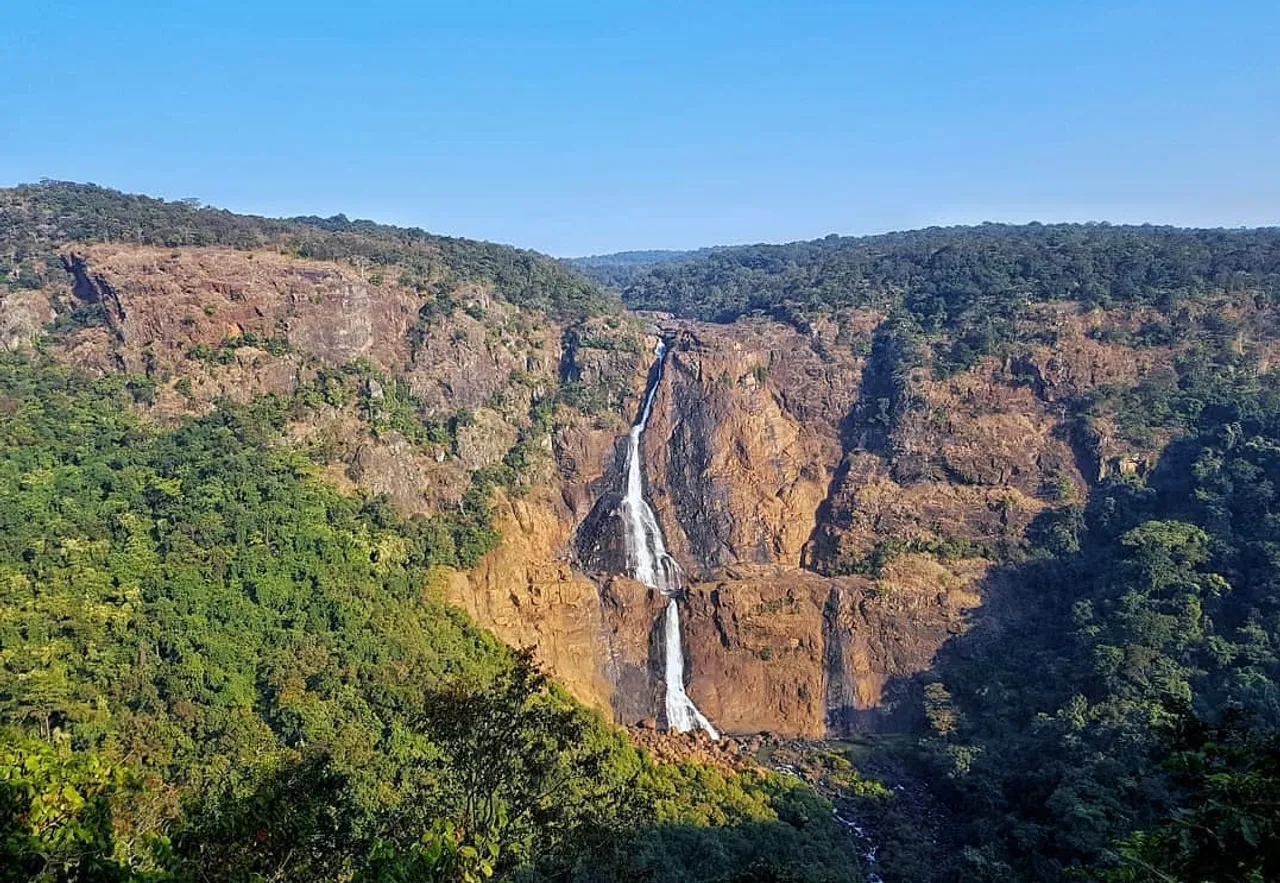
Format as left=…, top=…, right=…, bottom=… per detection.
left=681, top=560, right=979, bottom=736
left=646, top=319, right=861, bottom=574
left=46, top=244, right=642, bottom=510
left=554, top=316, right=996, bottom=734
left=553, top=300, right=1276, bottom=736
left=24, top=244, right=1279, bottom=737
left=0, top=287, right=52, bottom=351
left=444, top=488, right=618, bottom=711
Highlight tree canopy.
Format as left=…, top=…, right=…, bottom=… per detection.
left=581, top=223, right=1280, bottom=332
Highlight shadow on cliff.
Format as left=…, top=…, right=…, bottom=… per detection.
left=802, top=317, right=918, bottom=572
left=849, top=437, right=1191, bottom=740
left=839, top=501, right=1090, bottom=738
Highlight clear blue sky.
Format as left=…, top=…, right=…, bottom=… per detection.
left=2, top=0, right=1276, bottom=255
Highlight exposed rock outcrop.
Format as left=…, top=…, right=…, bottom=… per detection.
left=446, top=488, right=618, bottom=711
left=681, top=560, right=979, bottom=736
left=31, top=243, right=1277, bottom=739
left=644, top=320, right=863, bottom=575
left=0, top=287, right=54, bottom=351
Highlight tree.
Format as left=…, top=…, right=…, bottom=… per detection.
left=1092, top=714, right=1280, bottom=883
left=0, top=734, right=148, bottom=883
left=407, top=652, right=641, bottom=881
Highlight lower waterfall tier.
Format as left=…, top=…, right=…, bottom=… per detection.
left=663, top=599, right=719, bottom=737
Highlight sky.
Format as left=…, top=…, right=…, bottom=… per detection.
left=2, top=0, right=1277, bottom=255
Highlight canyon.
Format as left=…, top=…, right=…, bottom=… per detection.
left=9, top=236, right=1263, bottom=740
left=7, top=184, right=1280, bottom=883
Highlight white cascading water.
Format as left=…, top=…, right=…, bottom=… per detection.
left=620, top=340, right=718, bottom=738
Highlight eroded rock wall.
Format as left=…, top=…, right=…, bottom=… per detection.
left=643, top=319, right=862, bottom=575
left=564, top=307, right=1209, bottom=736
left=680, top=560, right=978, bottom=736
left=34, top=245, right=1276, bottom=738
left=445, top=489, right=618, bottom=711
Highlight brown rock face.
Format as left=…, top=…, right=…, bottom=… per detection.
left=0, top=287, right=54, bottom=351
left=562, top=316, right=1002, bottom=735
left=680, top=562, right=976, bottom=736
left=37, top=245, right=1274, bottom=739
left=598, top=576, right=670, bottom=726
left=643, top=320, right=862, bottom=575
left=61, top=246, right=417, bottom=380
left=406, top=293, right=1280, bottom=737
left=559, top=307, right=1183, bottom=736
left=446, top=489, right=617, bottom=711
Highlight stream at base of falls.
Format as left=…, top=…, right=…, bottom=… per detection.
left=771, top=761, right=885, bottom=883
left=833, top=808, right=885, bottom=883
left=617, top=339, right=718, bottom=738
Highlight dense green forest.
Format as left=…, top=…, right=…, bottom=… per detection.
left=585, top=224, right=1280, bottom=373
left=591, top=225, right=1280, bottom=321
left=861, top=383, right=1280, bottom=882
left=0, top=182, right=612, bottom=320
left=0, top=354, right=862, bottom=882
left=568, top=250, right=705, bottom=289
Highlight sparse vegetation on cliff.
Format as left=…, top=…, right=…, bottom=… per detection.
left=1, top=181, right=614, bottom=321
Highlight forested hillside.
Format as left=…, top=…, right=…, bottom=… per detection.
left=854, top=376, right=1280, bottom=882
left=569, top=249, right=706, bottom=289
left=596, top=224, right=1280, bottom=317
left=588, top=224, right=1280, bottom=371
left=0, top=185, right=863, bottom=882
left=0, top=353, right=861, bottom=882
left=586, top=226, right=1280, bottom=882
left=5, top=186, right=1280, bottom=883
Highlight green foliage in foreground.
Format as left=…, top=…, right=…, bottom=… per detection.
left=0, top=354, right=861, bottom=882
left=1092, top=714, right=1280, bottom=883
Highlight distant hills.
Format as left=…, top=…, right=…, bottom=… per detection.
left=574, top=223, right=1280, bottom=332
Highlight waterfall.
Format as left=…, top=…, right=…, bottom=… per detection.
left=663, top=596, right=718, bottom=734
left=620, top=340, right=718, bottom=738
